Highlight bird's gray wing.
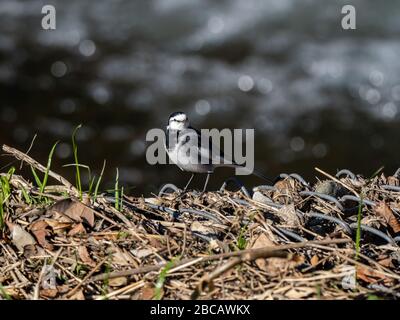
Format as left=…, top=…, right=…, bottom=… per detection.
left=187, top=126, right=235, bottom=166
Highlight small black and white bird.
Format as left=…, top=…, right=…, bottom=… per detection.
left=164, top=111, right=272, bottom=192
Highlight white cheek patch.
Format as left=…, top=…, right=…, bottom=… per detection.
left=172, top=114, right=186, bottom=122
left=169, top=121, right=183, bottom=130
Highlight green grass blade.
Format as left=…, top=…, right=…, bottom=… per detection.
left=94, top=160, right=106, bottom=202
left=31, top=166, right=43, bottom=189
left=62, top=163, right=91, bottom=170
left=0, top=176, right=12, bottom=230
left=369, top=166, right=384, bottom=180
left=20, top=185, right=32, bottom=205
left=40, top=141, right=59, bottom=194
left=88, top=176, right=96, bottom=196
left=155, top=259, right=176, bottom=300
left=72, top=124, right=83, bottom=200
left=7, top=167, right=15, bottom=179
left=0, top=283, right=11, bottom=300
left=1, top=177, right=10, bottom=197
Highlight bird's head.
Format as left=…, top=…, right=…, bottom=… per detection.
left=167, top=111, right=190, bottom=130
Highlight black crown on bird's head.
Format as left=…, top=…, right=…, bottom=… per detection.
left=168, top=111, right=186, bottom=121
left=167, top=111, right=189, bottom=130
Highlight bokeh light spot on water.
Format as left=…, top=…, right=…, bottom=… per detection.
left=75, top=126, right=95, bottom=142
left=79, top=39, right=96, bottom=57
left=119, top=167, right=143, bottom=184
left=129, top=140, right=146, bottom=157
left=290, top=136, right=305, bottom=152
left=0, top=107, right=17, bottom=123
left=13, top=126, right=28, bottom=143
left=365, top=88, right=381, bottom=105
left=195, top=99, right=211, bottom=116
left=391, top=85, right=400, bottom=101
left=238, top=75, right=254, bottom=92
left=0, top=64, right=14, bottom=82
left=279, top=149, right=295, bottom=164
left=208, top=16, right=224, bottom=34
left=170, top=59, right=187, bottom=75
left=370, top=135, right=384, bottom=149
left=56, top=143, right=72, bottom=159
left=382, top=102, right=397, bottom=119
left=312, top=143, right=328, bottom=159
left=50, top=61, right=67, bottom=78
left=88, top=83, right=111, bottom=104
left=38, top=75, right=54, bottom=90
left=59, top=99, right=77, bottom=114
left=2, top=0, right=400, bottom=193
left=257, top=78, right=273, bottom=94
left=369, top=70, right=384, bottom=87
left=102, top=126, right=132, bottom=141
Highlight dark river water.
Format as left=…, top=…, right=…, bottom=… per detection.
left=0, top=0, right=399, bottom=195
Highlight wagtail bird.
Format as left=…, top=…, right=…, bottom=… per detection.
left=164, top=111, right=272, bottom=192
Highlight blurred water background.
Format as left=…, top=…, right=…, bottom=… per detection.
left=0, top=0, right=399, bottom=195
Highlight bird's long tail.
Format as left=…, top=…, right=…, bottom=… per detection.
left=219, top=163, right=274, bottom=185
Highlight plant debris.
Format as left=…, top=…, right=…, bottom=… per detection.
left=0, top=144, right=400, bottom=300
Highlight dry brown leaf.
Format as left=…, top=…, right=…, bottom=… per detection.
left=141, top=285, right=155, bottom=300
left=50, top=199, right=95, bottom=227
left=69, top=289, right=85, bottom=300
left=250, top=233, right=297, bottom=275
left=23, top=244, right=39, bottom=258
left=78, top=246, right=96, bottom=267
left=40, top=288, right=58, bottom=298
left=251, top=233, right=273, bottom=271
left=112, top=247, right=136, bottom=266
left=387, top=176, right=399, bottom=186
left=356, top=265, right=393, bottom=286
left=45, top=219, right=72, bottom=234
left=276, top=204, right=301, bottom=227
left=377, top=257, right=394, bottom=268
left=30, top=220, right=54, bottom=251
left=310, top=255, right=319, bottom=266
left=148, top=237, right=165, bottom=249
left=274, top=178, right=296, bottom=193
left=374, top=202, right=400, bottom=233
left=285, top=287, right=315, bottom=299
left=6, top=221, right=36, bottom=252
left=68, top=223, right=86, bottom=236
left=109, top=277, right=127, bottom=287
left=57, top=285, right=70, bottom=294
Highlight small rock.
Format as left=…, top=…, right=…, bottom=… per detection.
left=276, top=204, right=301, bottom=227
left=315, top=180, right=347, bottom=198
left=252, top=191, right=272, bottom=204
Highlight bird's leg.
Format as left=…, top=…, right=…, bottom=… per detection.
left=183, top=173, right=195, bottom=192
left=171, top=173, right=195, bottom=201
left=201, top=173, right=211, bottom=193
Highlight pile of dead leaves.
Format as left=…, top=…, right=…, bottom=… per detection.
left=0, top=145, right=400, bottom=300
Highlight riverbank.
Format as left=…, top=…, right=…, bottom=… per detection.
left=0, top=144, right=399, bottom=300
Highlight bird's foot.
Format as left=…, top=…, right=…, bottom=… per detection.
left=171, top=189, right=191, bottom=201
